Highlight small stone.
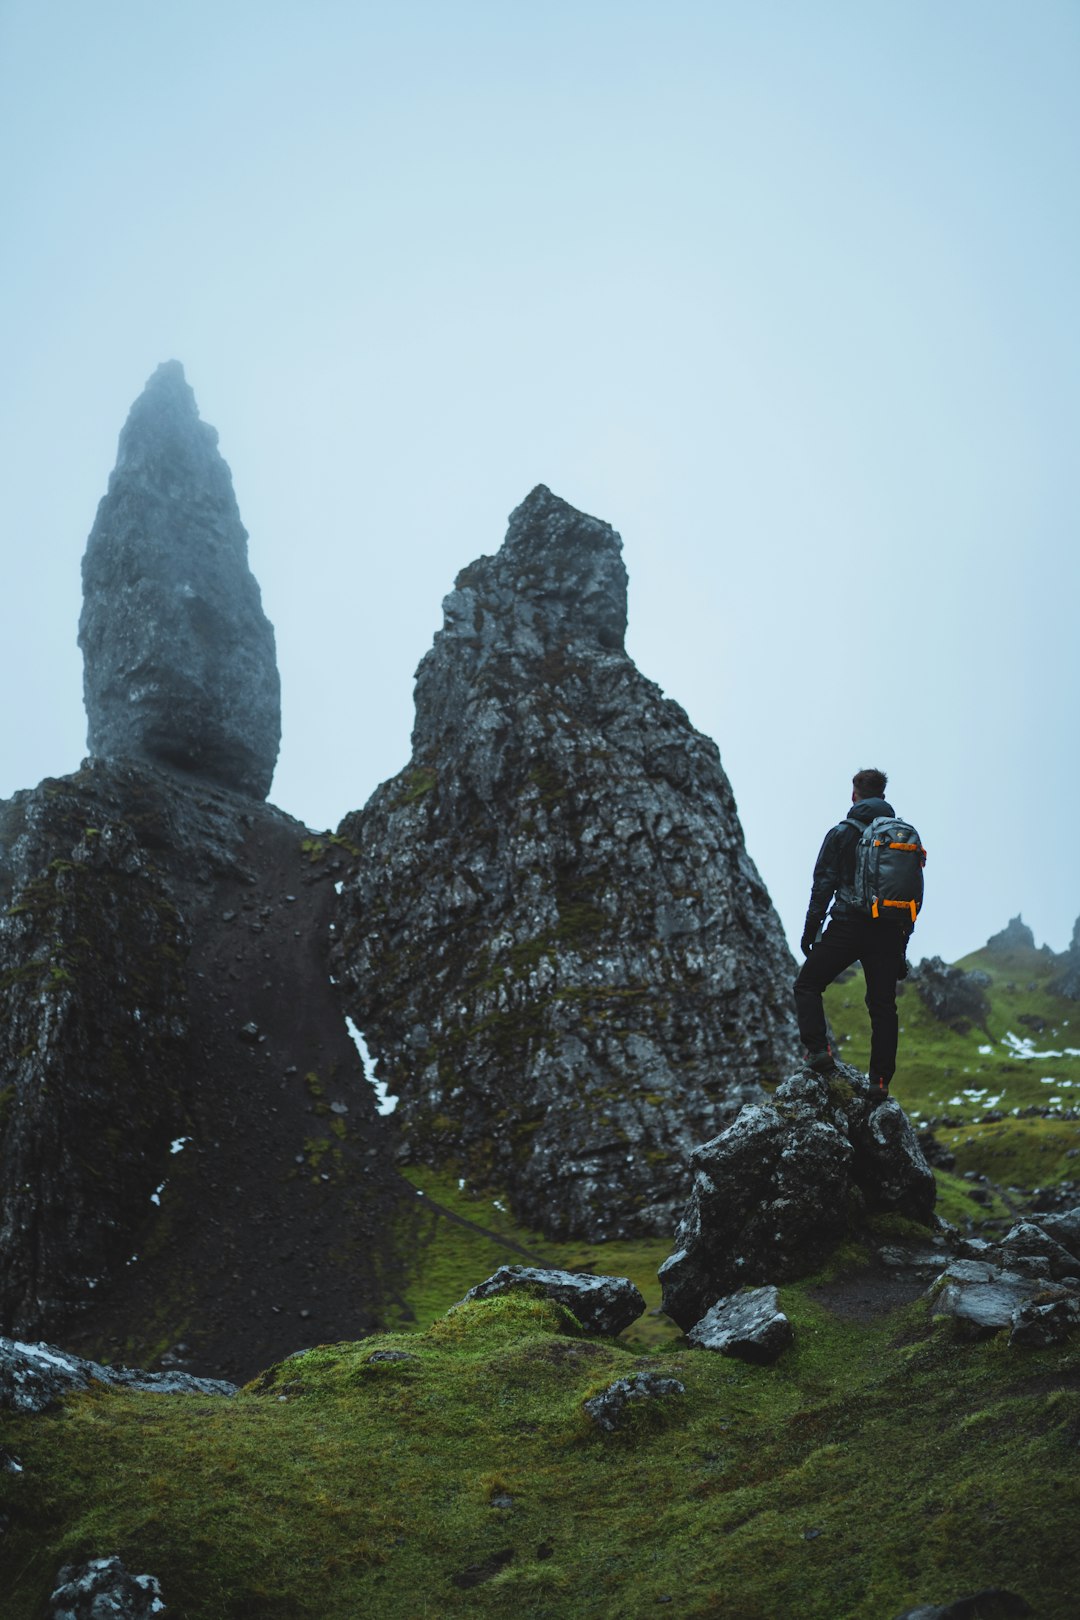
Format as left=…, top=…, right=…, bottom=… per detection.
left=330, top=1101, right=349, bottom=1115
left=583, top=1372, right=685, bottom=1432
left=238, top=1022, right=260, bottom=1043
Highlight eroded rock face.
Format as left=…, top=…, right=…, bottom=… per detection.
left=0, top=758, right=407, bottom=1377
left=79, top=361, right=280, bottom=800
left=333, top=485, right=797, bottom=1239
left=658, top=1063, right=936, bottom=1331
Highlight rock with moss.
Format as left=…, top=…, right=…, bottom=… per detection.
left=78, top=361, right=280, bottom=800
left=332, top=484, right=797, bottom=1239
left=658, top=1063, right=936, bottom=1330
left=583, top=1371, right=685, bottom=1431
left=458, top=1265, right=645, bottom=1335
left=0, top=1336, right=236, bottom=1416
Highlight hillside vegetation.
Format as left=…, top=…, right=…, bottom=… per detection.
left=2, top=942, right=1078, bottom=1619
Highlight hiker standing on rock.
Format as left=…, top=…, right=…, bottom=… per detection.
left=794, top=767, right=926, bottom=1100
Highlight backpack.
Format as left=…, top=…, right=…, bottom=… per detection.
left=838, top=816, right=926, bottom=928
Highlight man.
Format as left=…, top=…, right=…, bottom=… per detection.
left=794, top=767, right=915, bottom=1099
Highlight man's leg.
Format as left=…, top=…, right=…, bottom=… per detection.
left=861, top=930, right=901, bottom=1089
left=793, top=919, right=861, bottom=1066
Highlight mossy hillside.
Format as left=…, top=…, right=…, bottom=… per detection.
left=2, top=1288, right=1077, bottom=1619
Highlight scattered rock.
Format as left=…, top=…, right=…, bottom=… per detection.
left=365, top=1350, right=418, bottom=1364
left=0, top=1336, right=236, bottom=1415
left=332, top=484, right=798, bottom=1239
left=929, top=1261, right=1035, bottom=1333
left=658, top=1064, right=935, bottom=1331
left=78, top=360, right=280, bottom=800
left=999, top=1221, right=1079, bottom=1282
left=1009, top=1294, right=1080, bottom=1349
left=583, top=1372, right=685, bottom=1432
left=911, top=957, right=991, bottom=1033
left=458, top=1266, right=646, bottom=1336
left=46, top=1556, right=165, bottom=1619
left=451, top=1548, right=515, bottom=1589
left=686, top=1285, right=793, bottom=1363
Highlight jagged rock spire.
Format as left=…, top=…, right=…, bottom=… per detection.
left=78, top=361, right=280, bottom=799
left=333, top=486, right=798, bottom=1241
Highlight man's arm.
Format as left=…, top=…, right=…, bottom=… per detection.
left=800, top=824, right=856, bottom=954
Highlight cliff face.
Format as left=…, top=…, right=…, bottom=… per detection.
left=0, top=759, right=407, bottom=1378
left=78, top=361, right=280, bottom=800
left=332, top=485, right=798, bottom=1239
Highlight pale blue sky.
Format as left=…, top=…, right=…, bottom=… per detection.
left=1, top=1, right=1077, bottom=964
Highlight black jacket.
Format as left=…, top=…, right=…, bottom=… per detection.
left=803, top=796, right=895, bottom=939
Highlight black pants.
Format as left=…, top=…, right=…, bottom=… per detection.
left=793, top=915, right=904, bottom=1082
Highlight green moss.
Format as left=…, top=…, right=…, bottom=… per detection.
left=2, top=1279, right=1076, bottom=1619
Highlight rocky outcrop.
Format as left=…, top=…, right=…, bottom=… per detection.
left=458, top=1265, right=645, bottom=1336
left=911, top=957, right=991, bottom=1033
left=0, top=1336, right=235, bottom=1415
left=0, top=758, right=409, bottom=1378
left=1050, top=915, right=1080, bottom=999
left=929, top=1209, right=1080, bottom=1347
left=985, top=915, right=1036, bottom=954
left=658, top=1063, right=936, bottom=1331
left=332, top=485, right=797, bottom=1239
left=79, top=362, right=280, bottom=800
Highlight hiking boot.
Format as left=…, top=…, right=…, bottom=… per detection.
left=806, top=1048, right=838, bottom=1076
left=868, top=1075, right=891, bottom=1104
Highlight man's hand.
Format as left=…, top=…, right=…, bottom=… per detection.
left=800, top=928, right=817, bottom=957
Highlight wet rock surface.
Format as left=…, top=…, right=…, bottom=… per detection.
left=458, top=1265, right=646, bottom=1336
left=686, top=1284, right=793, bottom=1363
left=0, top=758, right=410, bottom=1379
left=929, top=1207, right=1080, bottom=1346
left=583, top=1371, right=685, bottom=1432
left=333, top=484, right=797, bottom=1239
left=0, top=1337, right=236, bottom=1415
left=78, top=361, right=280, bottom=800
left=46, top=1557, right=165, bottom=1619
left=658, top=1063, right=936, bottom=1331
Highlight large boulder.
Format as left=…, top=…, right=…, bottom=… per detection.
left=79, top=361, right=280, bottom=800
left=332, top=485, right=798, bottom=1239
left=658, top=1064, right=936, bottom=1331
left=686, top=1285, right=793, bottom=1363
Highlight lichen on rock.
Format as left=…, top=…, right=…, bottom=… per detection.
left=332, top=484, right=798, bottom=1239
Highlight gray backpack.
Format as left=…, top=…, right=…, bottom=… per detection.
left=838, top=816, right=926, bottom=928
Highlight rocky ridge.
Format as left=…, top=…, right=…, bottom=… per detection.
left=79, top=361, right=280, bottom=800
left=332, top=484, right=798, bottom=1240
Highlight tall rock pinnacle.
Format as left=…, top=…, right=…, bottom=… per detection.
left=332, top=485, right=799, bottom=1240
left=78, top=362, right=281, bottom=799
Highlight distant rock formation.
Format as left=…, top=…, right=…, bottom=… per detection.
left=0, top=759, right=407, bottom=1378
left=985, top=915, right=1036, bottom=954
left=658, top=1063, right=936, bottom=1331
left=1050, top=916, right=1080, bottom=999
left=333, top=484, right=798, bottom=1239
left=911, top=957, right=991, bottom=1033
left=78, top=361, right=280, bottom=800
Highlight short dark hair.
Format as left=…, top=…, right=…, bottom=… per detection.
left=853, top=767, right=888, bottom=799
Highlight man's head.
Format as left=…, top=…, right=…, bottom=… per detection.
left=852, top=767, right=887, bottom=802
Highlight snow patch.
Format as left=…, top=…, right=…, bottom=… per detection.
left=169, top=1136, right=191, bottom=1155
left=345, top=1016, right=398, bottom=1115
